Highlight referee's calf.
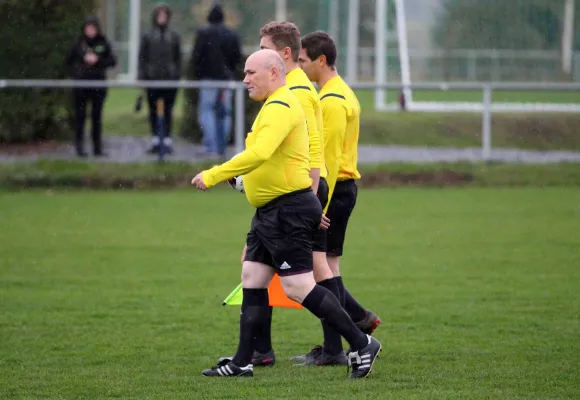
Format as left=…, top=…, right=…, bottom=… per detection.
left=191, top=49, right=382, bottom=379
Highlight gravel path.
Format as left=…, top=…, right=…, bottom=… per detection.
left=1, top=135, right=580, bottom=164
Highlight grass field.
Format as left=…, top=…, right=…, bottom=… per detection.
left=1, top=188, right=579, bottom=399
left=101, top=88, right=580, bottom=151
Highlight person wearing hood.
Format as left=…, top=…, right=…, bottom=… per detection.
left=191, top=3, right=242, bottom=160
left=66, top=16, right=116, bottom=157
left=138, top=3, right=182, bottom=155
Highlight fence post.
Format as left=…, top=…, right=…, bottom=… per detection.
left=482, top=84, right=492, bottom=163
left=234, top=85, right=245, bottom=155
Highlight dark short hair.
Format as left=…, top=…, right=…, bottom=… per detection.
left=259, top=21, right=301, bottom=63
left=300, top=30, right=337, bottom=68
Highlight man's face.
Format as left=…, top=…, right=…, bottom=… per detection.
left=243, top=56, right=272, bottom=101
left=259, top=36, right=287, bottom=62
left=156, top=10, right=168, bottom=25
left=298, top=48, right=318, bottom=82
left=84, top=24, right=97, bottom=38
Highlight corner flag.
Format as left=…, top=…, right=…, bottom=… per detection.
left=222, top=274, right=302, bottom=309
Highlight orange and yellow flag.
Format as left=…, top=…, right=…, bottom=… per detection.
left=222, top=274, right=302, bottom=309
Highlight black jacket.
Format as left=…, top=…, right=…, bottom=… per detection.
left=138, top=4, right=182, bottom=81
left=66, top=16, right=116, bottom=80
left=192, top=5, right=241, bottom=80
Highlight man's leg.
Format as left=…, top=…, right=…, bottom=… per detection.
left=72, top=88, right=88, bottom=157
left=274, top=189, right=381, bottom=378
left=216, top=89, right=233, bottom=157
left=146, top=89, right=159, bottom=153
left=290, top=178, right=347, bottom=365
left=326, top=181, right=381, bottom=335
left=296, top=251, right=347, bottom=365
left=203, top=225, right=277, bottom=377
left=280, top=272, right=382, bottom=379
left=198, top=86, right=219, bottom=157
left=89, top=88, right=107, bottom=156
left=202, top=260, right=273, bottom=377
left=220, top=243, right=276, bottom=367
left=161, top=88, right=177, bottom=153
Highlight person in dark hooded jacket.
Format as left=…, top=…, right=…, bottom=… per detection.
left=138, top=3, right=182, bottom=154
left=192, top=3, right=242, bottom=159
left=66, top=16, right=116, bottom=157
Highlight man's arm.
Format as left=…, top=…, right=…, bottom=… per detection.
left=137, top=35, right=148, bottom=80
left=173, top=32, right=182, bottom=78
left=98, top=39, right=117, bottom=69
left=321, top=96, right=347, bottom=203
left=201, top=105, right=293, bottom=187
left=191, top=30, right=204, bottom=77
left=291, top=88, right=321, bottom=194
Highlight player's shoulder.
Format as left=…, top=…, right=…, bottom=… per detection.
left=287, top=70, right=317, bottom=97
left=263, top=86, right=303, bottom=115
left=320, top=76, right=359, bottom=112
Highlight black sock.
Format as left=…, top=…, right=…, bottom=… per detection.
left=335, top=276, right=346, bottom=308
left=336, top=276, right=367, bottom=323
left=318, top=278, right=344, bottom=355
left=232, top=289, right=269, bottom=366
left=254, top=306, right=273, bottom=354
left=302, top=285, right=368, bottom=351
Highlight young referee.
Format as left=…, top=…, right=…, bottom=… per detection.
left=290, top=31, right=382, bottom=363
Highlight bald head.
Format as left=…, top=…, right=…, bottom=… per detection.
left=243, top=49, right=286, bottom=101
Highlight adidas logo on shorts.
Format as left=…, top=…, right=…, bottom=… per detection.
left=280, top=261, right=291, bottom=270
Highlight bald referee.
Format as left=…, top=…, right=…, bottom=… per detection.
left=192, top=49, right=382, bottom=379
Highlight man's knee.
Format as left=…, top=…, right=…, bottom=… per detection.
left=327, top=255, right=340, bottom=276
left=313, top=251, right=333, bottom=282
left=280, top=272, right=316, bottom=303
left=241, top=261, right=273, bottom=289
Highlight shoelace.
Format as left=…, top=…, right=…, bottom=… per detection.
left=212, top=358, right=230, bottom=370
left=346, top=351, right=362, bottom=376
left=308, top=345, right=323, bottom=357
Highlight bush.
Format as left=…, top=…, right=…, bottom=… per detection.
left=0, top=0, right=96, bottom=143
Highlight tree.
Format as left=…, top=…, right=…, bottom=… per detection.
left=0, top=0, right=96, bottom=143
left=432, top=0, right=564, bottom=51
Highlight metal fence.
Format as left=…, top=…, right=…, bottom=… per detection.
left=101, top=0, right=579, bottom=83
left=2, top=79, right=580, bottom=162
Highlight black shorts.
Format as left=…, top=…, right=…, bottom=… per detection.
left=325, top=179, right=358, bottom=257
left=244, top=188, right=322, bottom=276
left=312, top=178, right=329, bottom=252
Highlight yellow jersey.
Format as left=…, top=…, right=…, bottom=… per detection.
left=202, top=85, right=312, bottom=208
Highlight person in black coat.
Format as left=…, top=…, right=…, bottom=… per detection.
left=138, top=3, right=182, bottom=154
left=66, top=16, right=116, bottom=157
left=192, top=3, right=242, bottom=159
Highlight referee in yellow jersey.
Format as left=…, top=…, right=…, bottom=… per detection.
left=224, top=21, right=344, bottom=367
left=292, top=31, right=382, bottom=362
left=192, top=49, right=381, bottom=379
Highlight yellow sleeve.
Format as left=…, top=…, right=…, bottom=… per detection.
left=291, top=89, right=321, bottom=169
left=321, top=97, right=347, bottom=204
left=202, top=104, right=293, bottom=187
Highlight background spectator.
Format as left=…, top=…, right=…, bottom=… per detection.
left=66, top=15, right=116, bottom=158
left=191, top=3, right=242, bottom=160
left=138, top=3, right=182, bottom=155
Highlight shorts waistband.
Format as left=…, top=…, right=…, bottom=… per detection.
left=259, top=187, right=313, bottom=210
left=336, top=179, right=355, bottom=186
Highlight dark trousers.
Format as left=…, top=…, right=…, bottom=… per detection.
left=147, top=88, right=177, bottom=137
left=73, top=88, right=107, bottom=154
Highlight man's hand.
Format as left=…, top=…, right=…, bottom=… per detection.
left=319, top=214, right=330, bottom=230
left=84, top=53, right=98, bottom=65
left=191, top=173, right=208, bottom=190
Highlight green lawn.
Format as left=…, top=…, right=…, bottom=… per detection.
left=1, top=188, right=579, bottom=399
left=101, top=88, right=580, bottom=151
